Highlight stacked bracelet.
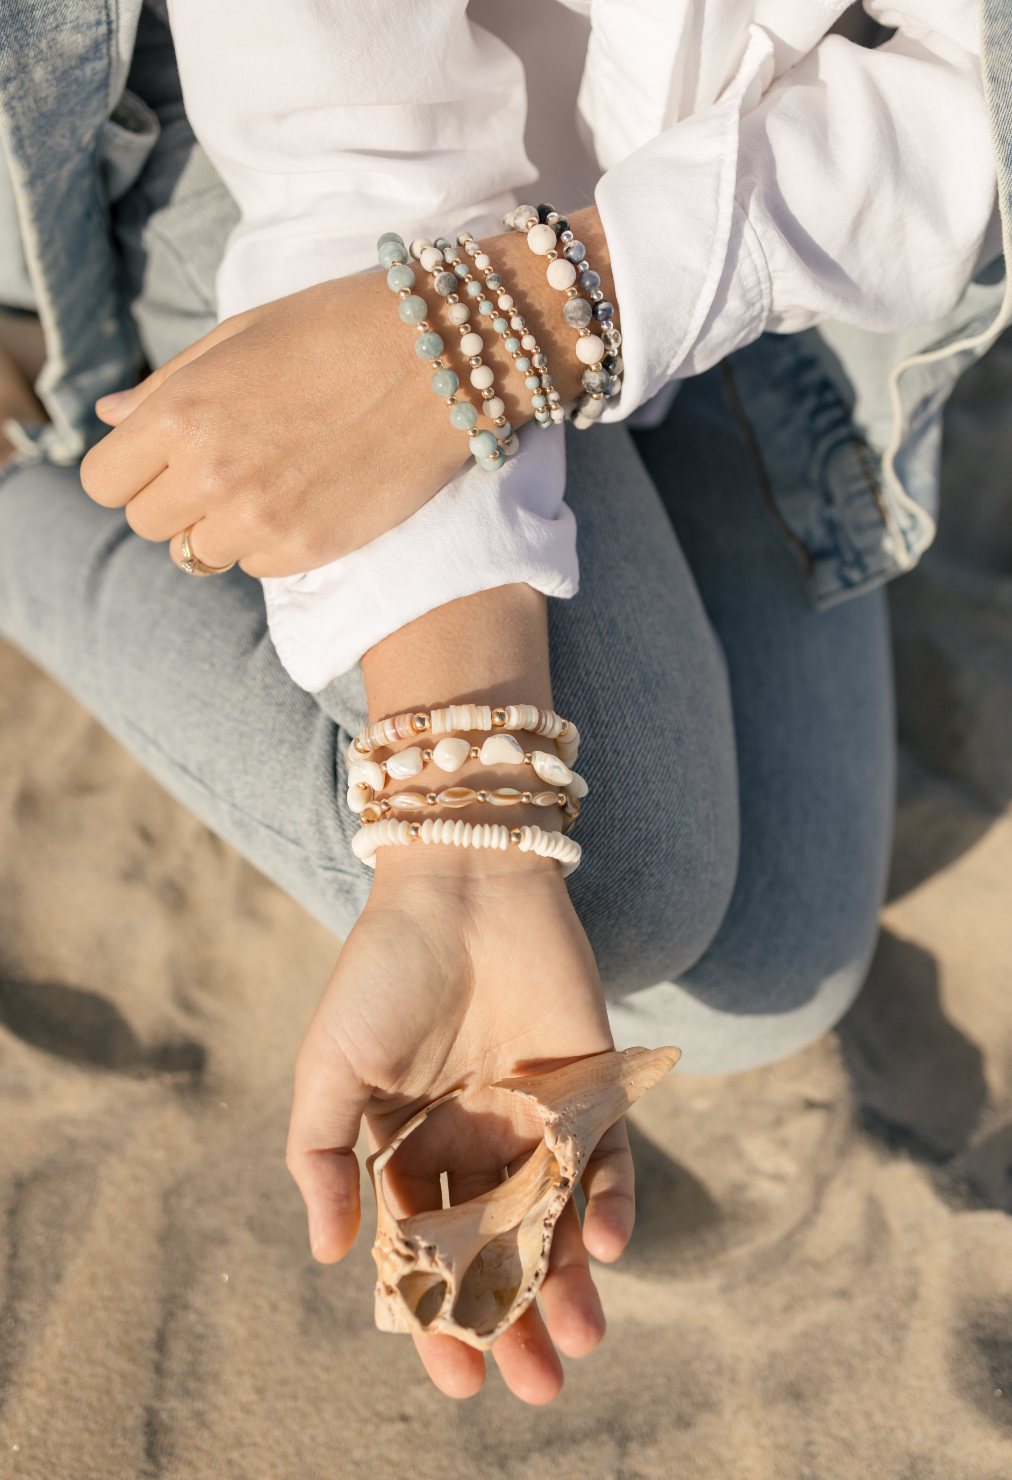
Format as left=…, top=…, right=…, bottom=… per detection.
left=378, top=231, right=505, bottom=472
left=352, top=818, right=583, bottom=877
left=502, top=204, right=623, bottom=430
left=349, top=703, right=580, bottom=764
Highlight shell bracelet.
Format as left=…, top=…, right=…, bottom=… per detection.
left=352, top=818, right=583, bottom=877
left=350, top=703, right=580, bottom=765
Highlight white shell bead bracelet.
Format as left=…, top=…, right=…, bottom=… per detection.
left=350, top=703, right=580, bottom=765
left=352, top=817, right=583, bottom=877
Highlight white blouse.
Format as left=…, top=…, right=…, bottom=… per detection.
left=167, top=0, right=995, bottom=689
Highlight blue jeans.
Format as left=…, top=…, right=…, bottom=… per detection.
left=0, top=338, right=894, bottom=1073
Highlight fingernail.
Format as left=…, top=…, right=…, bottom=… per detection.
left=96, top=390, right=131, bottom=410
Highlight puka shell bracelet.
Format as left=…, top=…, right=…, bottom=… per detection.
left=352, top=817, right=583, bottom=877
left=350, top=703, right=580, bottom=764
left=378, top=231, right=504, bottom=472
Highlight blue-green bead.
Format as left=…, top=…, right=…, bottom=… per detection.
left=453, top=262, right=469, bottom=278
left=531, top=393, right=547, bottom=409
left=504, top=337, right=520, bottom=354
left=415, top=331, right=444, bottom=360
left=398, top=295, right=427, bottom=325
left=431, top=368, right=459, bottom=397
left=377, top=231, right=404, bottom=250
left=470, top=430, right=499, bottom=459
left=515, top=356, right=531, bottom=372
left=478, top=300, right=495, bottom=316
left=525, top=374, right=540, bottom=389
left=481, top=448, right=505, bottom=471
left=445, top=247, right=457, bottom=263
left=466, top=280, right=483, bottom=298
left=449, top=401, right=478, bottom=431
left=497, top=419, right=514, bottom=442
left=434, top=237, right=451, bottom=250
left=493, top=317, right=509, bottom=333
left=386, top=264, right=415, bottom=292
left=535, top=408, right=551, bottom=422
left=379, top=240, right=408, bottom=268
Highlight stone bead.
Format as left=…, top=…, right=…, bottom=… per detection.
left=470, top=365, right=495, bottom=390
left=502, top=434, right=520, bottom=455
left=348, top=759, right=384, bottom=791
left=482, top=448, right=505, bottom=470
left=453, top=262, right=469, bottom=279
left=386, top=264, right=415, bottom=292
left=503, top=204, right=536, bottom=231
left=409, top=236, right=433, bottom=260
left=480, top=733, right=525, bottom=765
left=415, top=331, right=444, bottom=359
left=430, top=368, right=459, bottom=397
left=432, top=271, right=457, bottom=296
left=527, top=222, right=557, bottom=255
left=377, top=231, right=404, bottom=249
left=378, top=240, right=408, bottom=268
left=466, top=280, right=483, bottom=298
left=492, top=317, right=509, bottom=333
left=547, top=258, right=577, bottom=290
left=386, top=746, right=424, bottom=780
left=532, top=790, right=560, bottom=807
left=437, top=787, right=478, bottom=807
left=563, top=240, right=586, bottom=264
left=531, top=750, right=573, bottom=785
left=550, top=407, right=566, bottom=424
left=515, top=357, right=531, bottom=372
left=567, top=771, right=589, bottom=799
left=504, top=337, right=521, bottom=353
left=582, top=366, right=610, bottom=395
left=524, top=374, right=540, bottom=389
left=562, top=297, right=592, bottom=329
left=387, top=792, right=426, bottom=810
left=497, top=294, right=514, bottom=310
left=446, top=302, right=470, bottom=325
left=577, top=394, right=604, bottom=420
left=484, top=396, right=505, bottom=420
left=433, top=237, right=451, bottom=249
left=398, top=295, right=427, bottom=325
left=432, top=737, right=470, bottom=772
left=532, top=352, right=547, bottom=368
left=531, top=394, right=547, bottom=409
left=552, top=216, right=570, bottom=236
left=575, top=335, right=605, bottom=364
left=537, top=204, right=554, bottom=222
left=419, top=246, right=443, bottom=272
left=534, top=411, right=552, bottom=425
left=521, top=333, right=537, bottom=350
left=445, top=247, right=459, bottom=262
left=485, top=274, right=503, bottom=291
left=510, top=315, right=526, bottom=330
left=449, top=401, right=478, bottom=430
left=478, top=300, right=495, bottom=316
left=593, top=300, right=614, bottom=322
left=579, top=269, right=601, bottom=293
left=497, top=419, right=514, bottom=441
left=490, top=788, right=522, bottom=805
left=347, top=783, right=372, bottom=813
left=473, top=253, right=491, bottom=269
left=459, top=332, right=483, bottom=356
left=470, top=430, right=498, bottom=459
left=604, top=353, right=624, bottom=375
left=608, top=375, right=621, bottom=397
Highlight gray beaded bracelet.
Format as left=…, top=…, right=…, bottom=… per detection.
left=378, top=231, right=505, bottom=472
left=501, top=203, right=623, bottom=429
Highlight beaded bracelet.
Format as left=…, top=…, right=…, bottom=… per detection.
left=350, top=703, right=580, bottom=764
left=378, top=231, right=505, bottom=472
left=352, top=817, right=583, bottom=877
left=501, top=204, right=623, bottom=430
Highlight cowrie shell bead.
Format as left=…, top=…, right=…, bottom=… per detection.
left=575, top=335, right=606, bottom=364
left=348, top=760, right=384, bottom=791
left=546, top=258, right=577, bottom=290
left=527, top=223, right=557, bottom=255
left=459, top=332, right=483, bottom=356
left=387, top=792, right=427, bottom=809
left=531, top=750, right=573, bottom=785
left=432, top=737, right=470, bottom=772
left=567, top=770, right=589, bottom=799
left=385, top=746, right=424, bottom=779
left=532, top=790, right=560, bottom=806
left=437, top=787, right=478, bottom=807
left=480, top=733, right=526, bottom=765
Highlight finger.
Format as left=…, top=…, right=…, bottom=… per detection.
left=491, top=1301, right=564, bottom=1406
left=94, top=313, right=252, bottom=426
left=122, top=468, right=207, bottom=544
left=580, top=1117, right=636, bottom=1263
left=411, top=1332, right=486, bottom=1400
left=168, top=521, right=244, bottom=574
left=540, top=1197, right=606, bottom=1358
left=286, top=1025, right=373, bottom=1264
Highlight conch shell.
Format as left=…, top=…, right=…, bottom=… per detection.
left=368, top=1045, right=680, bottom=1349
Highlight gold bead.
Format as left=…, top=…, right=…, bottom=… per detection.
left=557, top=792, right=566, bottom=805
left=422, top=748, right=433, bottom=761
left=494, top=415, right=506, bottom=427
left=445, top=396, right=457, bottom=406
left=524, top=753, right=533, bottom=765
left=447, top=294, right=459, bottom=304
left=409, top=823, right=421, bottom=839
left=457, top=323, right=471, bottom=335
left=426, top=793, right=437, bottom=805
left=469, top=355, right=482, bottom=368
left=546, top=250, right=558, bottom=261
left=492, top=708, right=507, bottom=726
left=398, top=288, right=411, bottom=299
left=521, top=791, right=533, bottom=804
left=431, top=360, right=443, bottom=370
left=476, top=790, right=489, bottom=803
left=510, top=828, right=523, bottom=844
left=412, top=713, right=429, bottom=731
left=470, top=746, right=481, bottom=759
left=565, top=287, right=578, bottom=298
left=417, top=320, right=429, bottom=332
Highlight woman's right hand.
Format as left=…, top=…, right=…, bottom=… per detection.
left=285, top=844, right=636, bottom=1406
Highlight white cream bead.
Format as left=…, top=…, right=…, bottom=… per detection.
left=575, top=335, right=606, bottom=365
left=497, top=294, right=514, bottom=310
left=459, top=332, right=483, bottom=356
left=385, top=746, right=423, bottom=779
left=353, top=819, right=581, bottom=875
left=421, top=818, right=434, bottom=843
left=410, top=237, right=433, bottom=260
left=520, top=334, right=537, bottom=351
left=473, top=253, right=491, bottom=270
left=531, top=750, right=573, bottom=785
left=433, top=737, right=470, bottom=772
left=348, top=759, right=384, bottom=791
left=387, top=792, right=426, bottom=809
left=527, top=223, right=556, bottom=255
left=480, top=733, right=525, bottom=765
left=567, top=770, right=589, bottom=799
left=446, top=302, right=470, bottom=325
left=502, top=435, right=520, bottom=456
left=347, top=783, right=371, bottom=813
left=470, top=365, right=495, bottom=390
left=546, top=258, right=577, bottom=290
left=484, top=397, right=505, bottom=420
left=419, top=246, right=443, bottom=272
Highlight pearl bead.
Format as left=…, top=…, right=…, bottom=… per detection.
left=459, top=332, right=483, bottom=356
left=449, top=401, right=478, bottom=430
left=527, top=222, right=557, bottom=255
left=446, top=302, right=469, bottom=325
left=480, top=733, right=525, bottom=765
left=484, top=396, right=505, bottom=420
left=547, top=258, right=577, bottom=290
left=385, top=746, right=424, bottom=779
left=575, top=335, right=605, bottom=364
left=432, top=737, right=470, bottom=772
left=470, top=365, right=495, bottom=390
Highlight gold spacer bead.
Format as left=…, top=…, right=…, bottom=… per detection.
left=494, top=415, right=506, bottom=427
left=445, top=396, right=457, bottom=406
left=546, top=250, right=558, bottom=261
left=409, top=823, right=421, bottom=839
left=469, top=356, right=482, bottom=368
left=559, top=719, right=569, bottom=734
left=510, top=828, right=523, bottom=844
left=431, top=360, right=443, bottom=370
left=447, top=294, right=459, bottom=304
left=557, top=792, right=566, bottom=805
left=417, top=320, right=429, bottom=332
left=422, top=748, right=433, bottom=761
left=412, top=713, right=429, bottom=732
left=458, top=323, right=471, bottom=334
left=354, top=738, right=370, bottom=753
left=579, top=328, right=591, bottom=337
left=565, top=287, right=578, bottom=299
left=476, top=790, right=489, bottom=803
left=523, top=753, right=533, bottom=765
left=470, top=745, right=481, bottom=759
left=398, top=289, right=411, bottom=299
left=426, top=793, right=437, bottom=805
left=521, top=791, right=533, bottom=804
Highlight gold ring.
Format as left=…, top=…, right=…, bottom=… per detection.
left=178, top=525, right=236, bottom=577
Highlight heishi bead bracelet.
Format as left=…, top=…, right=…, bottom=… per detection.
left=352, top=817, right=583, bottom=877
left=378, top=231, right=505, bottom=472
left=349, top=703, right=580, bottom=764
left=502, top=204, right=623, bottom=430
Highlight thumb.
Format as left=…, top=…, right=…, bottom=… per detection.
left=93, top=310, right=255, bottom=426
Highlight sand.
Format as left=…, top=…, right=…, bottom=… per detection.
left=1, top=341, right=1012, bottom=1478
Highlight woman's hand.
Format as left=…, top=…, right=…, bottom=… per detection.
left=286, top=848, right=635, bottom=1405
left=77, top=209, right=614, bottom=578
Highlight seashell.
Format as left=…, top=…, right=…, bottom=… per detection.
left=385, top=746, right=423, bottom=780
left=359, top=803, right=383, bottom=824
left=369, top=1045, right=680, bottom=1350
left=348, top=760, right=385, bottom=792
left=347, top=783, right=372, bottom=813
left=386, top=792, right=427, bottom=810
left=530, top=750, right=573, bottom=786
left=532, top=790, right=560, bottom=807
left=567, top=770, right=588, bottom=800
left=436, top=787, right=478, bottom=807
left=489, top=788, right=522, bottom=806
left=432, top=737, right=471, bottom=773
left=479, top=733, right=525, bottom=766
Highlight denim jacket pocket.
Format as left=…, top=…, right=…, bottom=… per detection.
left=98, top=89, right=159, bottom=205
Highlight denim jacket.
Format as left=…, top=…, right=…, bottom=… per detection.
left=0, top=0, right=1010, bottom=602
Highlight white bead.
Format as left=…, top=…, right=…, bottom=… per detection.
left=480, top=733, right=526, bottom=765
left=484, top=397, right=505, bottom=420
left=419, top=246, right=443, bottom=272
left=459, top=332, right=483, bottom=356
left=546, top=258, right=577, bottom=290
left=347, top=783, right=371, bottom=813
left=576, top=335, right=606, bottom=364
left=432, top=737, right=470, bottom=772
left=473, top=253, right=491, bottom=269
left=421, top=818, right=434, bottom=843
left=385, top=746, right=423, bottom=779
left=572, top=413, right=596, bottom=430
left=470, top=365, right=495, bottom=390
left=527, top=223, right=557, bottom=255
left=497, top=294, right=514, bottom=310
left=502, top=435, right=520, bottom=456
left=531, top=750, right=573, bottom=785
left=410, top=237, right=433, bottom=260
left=550, top=408, right=566, bottom=424
left=446, top=302, right=470, bottom=325
left=521, top=334, right=537, bottom=351
left=567, top=770, right=589, bottom=799
left=348, top=759, right=384, bottom=791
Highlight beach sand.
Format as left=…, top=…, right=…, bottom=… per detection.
left=1, top=342, right=1011, bottom=1478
